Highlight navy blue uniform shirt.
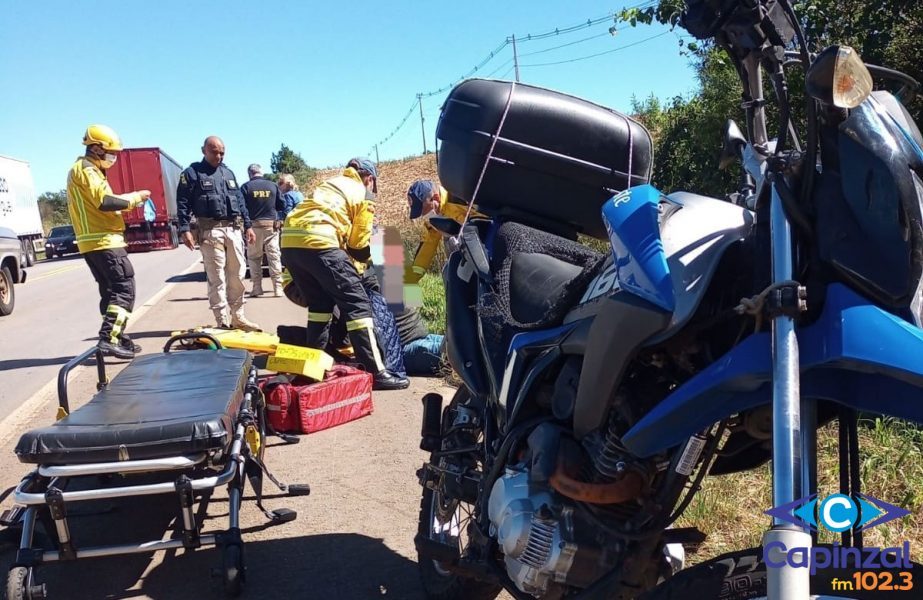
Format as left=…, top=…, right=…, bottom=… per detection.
left=176, top=161, right=251, bottom=233
left=240, top=176, right=285, bottom=222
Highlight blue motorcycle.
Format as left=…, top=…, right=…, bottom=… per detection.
left=415, top=0, right=923, bottom=598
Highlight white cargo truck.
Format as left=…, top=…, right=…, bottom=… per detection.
left=0, top=154, right=43, bottom=266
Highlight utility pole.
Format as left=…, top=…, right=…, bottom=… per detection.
left=417, top=94, right=428, bottom=154
left=511, top=34, right=520, bottom=82
left=374, top=144, right=380, bottom=165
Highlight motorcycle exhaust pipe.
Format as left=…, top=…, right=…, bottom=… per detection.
left=550, top=451, right=645, bottom=504
left=420, top=393, right=443, bottom=452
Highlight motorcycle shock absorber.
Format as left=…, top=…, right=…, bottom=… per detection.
left=420, top=393, right=444, bottom=452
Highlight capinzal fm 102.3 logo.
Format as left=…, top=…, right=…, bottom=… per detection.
left=766, top=493, right=910, bottom=533
left=762, top=493, right=914, bottom=577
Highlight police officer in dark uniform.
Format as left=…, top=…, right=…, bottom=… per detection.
left=177, top=136, right=261, bottom=331
left=240, top=163, right=286, bottom=297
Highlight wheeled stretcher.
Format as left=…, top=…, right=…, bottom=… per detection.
left=2, top=333, right=308, bottom=599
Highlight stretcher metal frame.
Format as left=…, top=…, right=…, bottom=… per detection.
left=1, top=334, right=306, bottom=599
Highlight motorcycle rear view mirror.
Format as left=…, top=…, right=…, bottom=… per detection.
left=805, top=45, right=873, bottom=109
left=719, top=119, right=748, bottom=170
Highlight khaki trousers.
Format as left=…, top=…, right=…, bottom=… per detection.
left=199, top=225, right=246, bottom=324
left=248, top=220, right=283, bottom=292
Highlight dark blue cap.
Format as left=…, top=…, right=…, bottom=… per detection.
left=407, top=179, right=437, bottom=219
left=347, top=157, right=377, bottom=179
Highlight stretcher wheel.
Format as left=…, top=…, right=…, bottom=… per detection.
left=7, top=566, right=46, bottom=600
left=222, top=544, right=245, bottom=597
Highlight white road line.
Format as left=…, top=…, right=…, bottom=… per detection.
left=0, top=256, right=202, bottom=444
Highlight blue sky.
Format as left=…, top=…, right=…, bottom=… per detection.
left=1, top=0, right=698, bottom=196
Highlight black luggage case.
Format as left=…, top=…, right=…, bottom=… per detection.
left=436, top=78, right=653, bottom=239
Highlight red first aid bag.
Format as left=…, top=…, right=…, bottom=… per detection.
left=261, top=377, right=299, bottom=434
left=260, top=365, right=374, bottom=434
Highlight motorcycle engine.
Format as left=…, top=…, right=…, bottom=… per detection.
left=488, top=468, right=572, bottom=596
left=487, top=466, right=620, bottom=597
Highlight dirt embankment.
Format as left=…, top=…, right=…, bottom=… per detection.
left=305, top=153, right=438, bottom=229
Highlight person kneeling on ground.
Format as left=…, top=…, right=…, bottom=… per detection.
left=280, top=268, right=444, bottom=377
left=280, top=158, right=409, bottom=391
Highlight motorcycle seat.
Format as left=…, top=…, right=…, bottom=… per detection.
left=508, top=252, right=586, bottom=325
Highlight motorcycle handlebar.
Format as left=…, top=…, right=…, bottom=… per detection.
left=866, top=63, right=921, bottom=100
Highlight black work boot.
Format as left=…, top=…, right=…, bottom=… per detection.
left=98, top=340, right=135, bottom=360
left=373, top=369, right=410, bottom=391
left=119, top=335, right=142, bottom=354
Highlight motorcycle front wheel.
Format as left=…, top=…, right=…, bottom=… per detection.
left=416, top=387, right=501, bottom=600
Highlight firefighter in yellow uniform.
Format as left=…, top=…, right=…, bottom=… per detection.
left=281, top=157, right=409, bottom=391
left=66, top=124, right=151, bottom=359
left=404, top=179, right=485, bottom=284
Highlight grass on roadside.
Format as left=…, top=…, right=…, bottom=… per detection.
left=418, top=274, right=446, bottom=336
left=678, top=417, right=923, bottom=563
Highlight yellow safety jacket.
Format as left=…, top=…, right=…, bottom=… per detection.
left=66, top=157, right=144, bottom=253
left=281, top=168, right=374, bottom=265
left=406, top=186, right=484, bottom=284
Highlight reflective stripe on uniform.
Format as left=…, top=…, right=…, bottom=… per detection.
left=106, top=305, right=131, bottom=343
left=70, top=186, right=92, bottom=237
left=346, top=317, right=374, bottom=332
left=346, top=317, right=384, bottom=371
left=280, top=225, right=342, bottom=250
left=77, top=232, right=118, bottom=243
left=281, top=228, right=339, bottom=240
left=307, top=311, right=333, bottom=323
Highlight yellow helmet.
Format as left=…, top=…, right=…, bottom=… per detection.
left=82, top=124, right=123, bottom=151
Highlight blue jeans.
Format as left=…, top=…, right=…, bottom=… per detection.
left=403, top=334, right=444, bottom=376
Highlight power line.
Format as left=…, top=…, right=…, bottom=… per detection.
left=511, top=0, right=655, bottom=41
left=512, top=13, right=614, bottom=41
left=368, top=99, right=418, bottom=154
left=518, top=30, right=613, bottom=58
left=483, top=57, right=514, bottom=79
left=416, top=5, right=654, bottom=98
left=520, top=31, right=671, bottom=68
left=368, top=2, right=663, bottom=157
left=419, top=38, right=511, bottom=98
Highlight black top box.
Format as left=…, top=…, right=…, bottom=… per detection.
left=436, top=78, right=653, bottom=239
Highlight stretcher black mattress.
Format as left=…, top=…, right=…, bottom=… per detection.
left=15, top=349, right=252, bottom=465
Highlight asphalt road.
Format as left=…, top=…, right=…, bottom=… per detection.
left=0, top=266, right=499, bottom=600
left=0, top=247, right=200, bottom=416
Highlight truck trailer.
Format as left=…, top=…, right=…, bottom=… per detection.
left=0, top=155, right=43, bottom=266
left=106, top=147, right=182, bottom=252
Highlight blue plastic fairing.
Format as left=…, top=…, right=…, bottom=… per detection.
left=622, top=284, right=923, bottom=457
left=602, top=185, right=674, bottom=312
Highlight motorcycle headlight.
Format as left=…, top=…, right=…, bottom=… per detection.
left=805, top=45, right=873, bottom=109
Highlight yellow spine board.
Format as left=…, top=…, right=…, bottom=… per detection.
left=171, top=327, right=281, bottom=353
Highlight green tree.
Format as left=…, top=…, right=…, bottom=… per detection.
left=631, top=48, right=742, bottom=197
left=792, top=0, right=922, bottom=122
left=269, top=143, right=317, bottom=190
left=619, top=0, right=922, bottom=196
left=37, top=189, right=70, bottom=234
left=270, top=144, right=307, bottom=174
